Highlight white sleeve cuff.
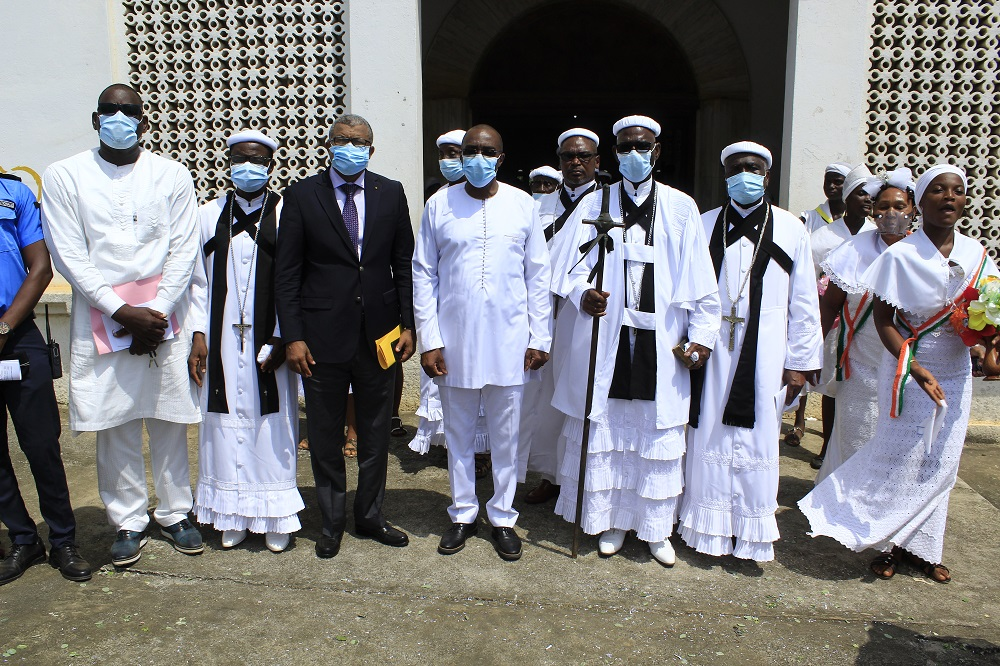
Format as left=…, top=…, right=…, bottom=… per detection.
left=148, top=296, right=176, bottom=320
left=687, top=325, right=718, bottom=350
left=96, top=291, right=128, bottom=319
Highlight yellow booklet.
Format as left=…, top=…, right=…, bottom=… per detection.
left=375, top=325, right=402, bottom=370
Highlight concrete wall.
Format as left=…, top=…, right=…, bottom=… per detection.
left=780, top=0, right=875, bottom=215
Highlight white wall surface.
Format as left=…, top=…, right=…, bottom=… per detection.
left=780, top=0, right=875, bottom=215
left=346, top=0, right=424, bottom=228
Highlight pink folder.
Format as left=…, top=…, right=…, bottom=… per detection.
left=90, top=275, right=180, bottom=354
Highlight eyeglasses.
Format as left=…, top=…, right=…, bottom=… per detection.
left=462, top=146, right=500, bottom=158
left=331, top=136, right=372, bottom=147
left=616, top=141, right=653, bottom=154
left=97, top=102, right=143, bottom=118
left=230, top=155, right=272, bottom=166
left=558, top=151, right=596, bottom=164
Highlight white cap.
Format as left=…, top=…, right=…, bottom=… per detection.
left=436, top=129, right=466, bottom=148
left=720, top=141, right=772, bottom=169
left=914, top=163, right=968, bottom=211
left=842, top=164, right=875, bottom=199
left=557, top=128, right=599, bottom=148
left=529, top=166, right=562, bottom=183
left=612, top=115, right=661, bottom=137
left=227, top=129, right=278, bottom=152
left=825, top=162, right=853, bottom=177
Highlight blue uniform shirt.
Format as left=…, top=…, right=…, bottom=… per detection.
left=0, top=176, right=45, bottom=316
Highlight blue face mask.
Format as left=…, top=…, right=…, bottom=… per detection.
left=617, top=150, right=653, bottom=183
left=532, top=192, right=545, bottom=201
left=99, top=112, right=140, bottom=150
left=230, top=162, right=270, bottom=193
left=439, top=158, right=465, bottom=182
left=331, top=145, right=370, bottom=176
left=726, top=172, right=766, bottom=205
left=463, top=154, right=499, bottom=188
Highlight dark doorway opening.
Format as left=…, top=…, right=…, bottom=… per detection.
left=467, top=1, right=699, bottom=193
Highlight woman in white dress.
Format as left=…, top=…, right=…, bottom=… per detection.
left=813, top=168, right=914, bottom=484
left=799, top=164, right=999, bottom=583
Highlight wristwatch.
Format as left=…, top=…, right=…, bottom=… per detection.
left=0, top=322, right=10, bottom=335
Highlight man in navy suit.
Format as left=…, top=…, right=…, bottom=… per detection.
left=275, top=114, right=415, bottom=558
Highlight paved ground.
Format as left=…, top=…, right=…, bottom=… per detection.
left=1, top=380, right=999, bottom=665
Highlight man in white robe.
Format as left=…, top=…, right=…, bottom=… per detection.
left=413, top=124, right=551, bottom=561
left=518, top=128, right=602, bottom=505
left=679, top=141, right=822, bottom=562
left=548, top=116, right=720, bottom=565
left=188, top=130, right=304, bottom=554
left=800, top=163, right=850, bottom=234
left=41, top=84, right=203, bottom=567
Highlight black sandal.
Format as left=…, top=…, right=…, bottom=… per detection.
left=390, top=416, right=407, bottom=437
left=785, top=425, right=804, bottom=447
left=870, top=553, right=898, bottom=579
left=921, top=561, right=951, bottom=584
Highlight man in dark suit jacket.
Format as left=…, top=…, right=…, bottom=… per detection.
left=275, top=114, right=415, bottom=558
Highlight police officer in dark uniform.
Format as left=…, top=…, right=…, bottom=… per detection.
left=0, top=172, right=91, bottom=585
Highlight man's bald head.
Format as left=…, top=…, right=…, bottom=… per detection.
left=98, top=83, right=142, bottom=106
left=463, top=124, right=503, bottom=153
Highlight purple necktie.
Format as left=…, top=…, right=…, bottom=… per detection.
left=340, top=182, right=360, bottom=253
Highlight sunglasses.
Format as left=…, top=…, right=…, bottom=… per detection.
left=558, top=151, right=597, bottom=164
left=97, top=102, right=143, bottom=118
left=615, top=141, right=653, bottom=154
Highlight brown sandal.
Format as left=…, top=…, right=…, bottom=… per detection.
left=344, top=438, right=358, bottom=458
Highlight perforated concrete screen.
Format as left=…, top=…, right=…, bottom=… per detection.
left=123, top=1, right=348, bottom=201
left=868, top=0, right=1000, bottom=256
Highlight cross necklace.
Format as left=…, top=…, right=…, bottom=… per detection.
left=720, top=203, right=770, bottom=351
left=229, top=191, right=267, bottom=352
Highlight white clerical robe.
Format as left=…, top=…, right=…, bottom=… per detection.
left=517, top=181, right=596, bottom=483
left=548, top=180, right=721, bottom=540
left=679, top=202, right=822, bottom=562
left=188, top=193, right=303, bottom=534
left=801, top=200, right=836, bottom=235
left=41, top=148, right=201, bottom=431
left=413, top=182, right=552, bottom=387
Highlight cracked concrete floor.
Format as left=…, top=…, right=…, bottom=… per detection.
left=1, top=397, right=999, bottom=665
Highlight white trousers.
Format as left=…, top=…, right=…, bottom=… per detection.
left=96, top=418, right=193, bottom=532
left=440, top=384, right=523, bottom=527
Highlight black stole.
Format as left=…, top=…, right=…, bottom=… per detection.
left=689, top=201, right=793, bottom=429
left=543, top=183, right=596, bottom=241
left=203, top=191, right=281, bottom=416
left=608, top=184, right=657, bottom=401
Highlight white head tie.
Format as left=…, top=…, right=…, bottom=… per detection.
left=612, top=115, right=661, bottom=137
left=227, top=129, right=278, bottom=152
left=720, top=141, right=772, bottom=169
left=436, top=129, right=466, bottom=148
left=864, top=166, right=916, bottom=198
left=825, top=162, right=853, bottom=177
left=529, top=166, right=562, bottom=183
left=557, top=128, right=600, bottom=148
left=842, top=164, right=875, bottom=199
left=914, top=164, right=967, bottom=211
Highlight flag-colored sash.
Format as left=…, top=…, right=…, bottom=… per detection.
left=815, top=205, right=833, bottom=225
left=890, top=248, right=990, bottom=417
left=836, top=291, right=873, bottom=381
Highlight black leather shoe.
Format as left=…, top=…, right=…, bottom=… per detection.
left=0, top=541, right=47, bottom=585
left=356, top=524, right=409, bottom=548
left=48, top=544, right=93, bottom=582
left=438, top=522, right=478, bottom=555
left=315, top=533, right=343, bottom=559
left=491, top=526, right=522, bottom=561
left=524, top=479, right=560, bottom=504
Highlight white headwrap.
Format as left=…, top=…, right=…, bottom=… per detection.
left=529, top=166, right=562, bottom=183
left=612, top=115, right=661, bottom=137
left=436, top=129, right=466, bottom=148
left=842, top=164, right=875, bottom=199
left=914, top=164, right=968, bottom=211
left=720, top=141, right=773, bottom=169
left=863, top=166, right=916, bottom=198
left=557, top=128, right=599, bottom=148
left=227, top=129, right=278, bottom=152
left=825, top=162, right=852, bottom=177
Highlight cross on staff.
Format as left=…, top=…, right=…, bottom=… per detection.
left=722, top=304, right=745, bottom=352
left=571, top=185, right=624, bottom=559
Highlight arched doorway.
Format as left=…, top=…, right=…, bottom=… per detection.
left=467, top=1, right=698, bottom=193
left=422, top=0, right=751, bottom=205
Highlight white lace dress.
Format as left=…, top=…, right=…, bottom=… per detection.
left=554, top=399, right=684, bottom=543
left=409, top=373, right=489, bottom=454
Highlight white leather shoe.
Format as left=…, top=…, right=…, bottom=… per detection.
left=598, top=529, right=627, bottom=556
left=265, top=532, right=290, bottom=553
left=649, top=538, right=676, bottom=566
left=221, top=529, right=247, bottom=549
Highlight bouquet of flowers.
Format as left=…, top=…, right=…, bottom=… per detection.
left=951, top=276, right=1000, bottom=346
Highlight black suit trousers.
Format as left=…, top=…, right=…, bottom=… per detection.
left=0, top=320, right=76, bottom=548
left=303, top=325, right=393, bottom=536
